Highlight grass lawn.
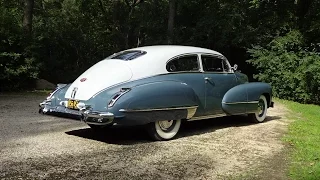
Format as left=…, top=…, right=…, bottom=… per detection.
left=279, top=99, right=320, bottom=180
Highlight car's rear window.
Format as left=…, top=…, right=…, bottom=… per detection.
left=108, top=50, right=147, bottom=60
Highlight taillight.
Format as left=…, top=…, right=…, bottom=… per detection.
left=108, top=88, right=131, bottom=108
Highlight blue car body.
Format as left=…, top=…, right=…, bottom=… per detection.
left=39, top=45, right=273, bottom=140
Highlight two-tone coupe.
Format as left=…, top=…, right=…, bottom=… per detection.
left=39, top=45, right=274, bottom=140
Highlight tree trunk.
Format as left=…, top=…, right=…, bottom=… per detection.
left=167, top=0, right=176, bottom=44
left=296, top=0, right=313, bottom=29
left=23, top=0, right=34, bottom=36
left=125, top=7, right=134, bottom=49
left=124, top=0, right=143, bottom=49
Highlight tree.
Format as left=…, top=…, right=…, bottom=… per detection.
left=1, top=0, right=320, bottom=94
left=247, top=30, right=320, bottom=104
left=296, top=0, right=313, bottom=28
left=124, top=0, right=144, bottom=48
left=23, top=0, right=34, bottom=36
left=167, top=0, right=175, bottom=44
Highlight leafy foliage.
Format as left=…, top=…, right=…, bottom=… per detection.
left=0, top=1, right=39, bottom=90
left=1, top=0, right=320, bottom=96
left=248, top=30, right=320, bottom=104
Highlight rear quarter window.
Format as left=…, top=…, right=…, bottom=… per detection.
left=166, top=55, right=199, bottom=72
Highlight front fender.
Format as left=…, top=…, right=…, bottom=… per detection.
left=222, top=82, right=272, bottom=115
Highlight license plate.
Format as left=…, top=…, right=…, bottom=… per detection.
left=67, top=99, right=79, bottom=109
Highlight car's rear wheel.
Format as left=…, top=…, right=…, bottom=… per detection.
left=249, top=95, right=268, bottom=123
left=146, top=119, right=181, bottom=141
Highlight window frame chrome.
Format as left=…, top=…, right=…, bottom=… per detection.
left=165, top=53, right=201, bottom=73
left=199, top=53, right=233, bottom=74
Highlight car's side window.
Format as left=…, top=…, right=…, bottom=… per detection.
left=201, top=55, right=230, bottom=72
left=166, top=55, right=199, bottom=72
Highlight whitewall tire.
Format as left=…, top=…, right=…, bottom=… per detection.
left=249, top=95, right=268, bottom=123
left=146, top=119, right=181, bottom=141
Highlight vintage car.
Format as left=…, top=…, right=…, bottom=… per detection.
left=39, top=45, right=274, bottom=140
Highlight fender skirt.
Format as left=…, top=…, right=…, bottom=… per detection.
left=221, top=82, right=272, bottom=115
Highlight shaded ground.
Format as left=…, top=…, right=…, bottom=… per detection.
left=0, top=94, right=290, bottom=179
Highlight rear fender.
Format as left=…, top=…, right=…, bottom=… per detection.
left=47, top=83, right=71, bottom=106
left=112, top=80, right=200, bottom=125
left=222, top=82, right=272, bottom=115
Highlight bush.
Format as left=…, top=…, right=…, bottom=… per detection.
left=247, top=30, right=320, bottom=104
left=0, top=4, right=40, bottom=91
left=0, top=52, right=39, bottom=91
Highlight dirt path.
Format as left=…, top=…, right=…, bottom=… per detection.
left=0, top=94, right=290, bottom=179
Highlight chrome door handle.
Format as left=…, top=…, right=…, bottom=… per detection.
left=204, top=77, right=211, bottom=80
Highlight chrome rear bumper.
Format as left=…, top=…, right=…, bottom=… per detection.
left=39, top=101, right=81, bottom=116
left=39, top=101, right=114, bottom=126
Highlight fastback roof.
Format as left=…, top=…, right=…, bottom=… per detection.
left=105, top=45, right=225, bottom=82
left=129, top=45, right=222, bottom=60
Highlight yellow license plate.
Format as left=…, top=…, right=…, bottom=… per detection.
left=67, top=99, right=79, bottom=109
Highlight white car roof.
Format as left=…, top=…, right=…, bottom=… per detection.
left=111, top=45, right=224, bottom=81
left=66, top=46, right=228, bottom=100
left=66, top=45, right=227, bottom=100
left=129, top=45, right=223, bottom=60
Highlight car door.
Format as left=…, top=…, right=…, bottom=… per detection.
left=200, top=54, right=238, bottom=115
left=165, top=54, right=206, bottom=116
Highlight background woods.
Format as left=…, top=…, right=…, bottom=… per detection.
left=0, top=0, right=320, bottom=104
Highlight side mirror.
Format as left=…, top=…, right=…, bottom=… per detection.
left=232, top=64, right=238, bottom=71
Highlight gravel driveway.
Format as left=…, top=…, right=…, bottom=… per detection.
left=0, top=93, right=289, bottom=180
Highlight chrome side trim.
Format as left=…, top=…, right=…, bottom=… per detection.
left=222, top=101, right=259, bottom=105
left=188, top=113, right=227, bottom=121
left=119, top=106, right=198, bottom=113
left=107, top=88, right=131, bottom=108
left=120, top=106, right=198, bottom=120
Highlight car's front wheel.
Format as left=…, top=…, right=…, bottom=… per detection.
left=146, top=119, right=181, bottom=141
left=249, top=95, right=268, bottom=123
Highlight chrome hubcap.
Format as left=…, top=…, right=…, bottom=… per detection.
left=158, top=120, right=174, bottom=130
left=258, top=99, right=265, bottom=117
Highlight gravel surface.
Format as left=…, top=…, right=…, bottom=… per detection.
left=0, top=94, right=290, bottom=179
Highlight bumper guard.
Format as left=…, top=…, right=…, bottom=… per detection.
left=80, top=110, right=114, bottom=125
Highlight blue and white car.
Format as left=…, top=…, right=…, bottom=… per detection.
left=39, top=45, right=274, bottom=140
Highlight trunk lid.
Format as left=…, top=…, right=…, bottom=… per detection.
left=65, top=60, right=132, bottom=100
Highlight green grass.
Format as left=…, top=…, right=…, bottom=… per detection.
left=279, top=99, right=320, bottom=180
